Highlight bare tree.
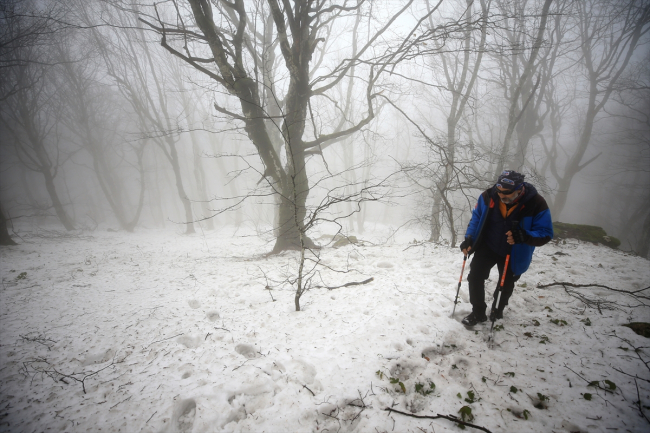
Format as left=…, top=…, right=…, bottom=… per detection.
left=417, top=0, right=490, bottom=244
left=54, top=36, right=148, bottom=232
left=600, top=52, right=650, bottom=257
left=169, top=62, right=215, bottom=231
left=0, top=0, right=74, bottom=241
left=139, top=0, right=435, bottom=252
left=91, top=2, right=197, bottom=233
left=548, top=0, right=650, bottom=218
left=490, top=0, right=555, bottom=176
left=0, top=47, right=76, bottom=231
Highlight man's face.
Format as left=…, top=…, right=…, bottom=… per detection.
left=497, top=187, right=522, bottom=204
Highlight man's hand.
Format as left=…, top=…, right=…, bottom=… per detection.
left=507, top=229, right=528, bottom=245
left=459, top=238, right=472, bottom=256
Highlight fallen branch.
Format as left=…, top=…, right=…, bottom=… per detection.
left=537, top=282, right=650, bottom=301
left=315, top=277, right=374, bottom=290
left=383, top=407, right=493, bottom=433
left=21, top=356, right=124, bottom=394
left=611, top=366, right=650, bottom=384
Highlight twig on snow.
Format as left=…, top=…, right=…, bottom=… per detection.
left=611, top=366, right=650, bottom=384
left=143, top=333, right=184, bottom=349
left=384, top=407, right=493, bottom=433
left=146, top=411, right=157, bottom=424
left=635, top=379, right=650, bottom=424
left=110, top=396, right=132, bottom=410
left=19, top=334, right=57, bottom=351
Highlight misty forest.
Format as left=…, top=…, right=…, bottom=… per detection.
left=1, top=0, right=649, bottom=254
left=1, top=0, right=650, bottom=432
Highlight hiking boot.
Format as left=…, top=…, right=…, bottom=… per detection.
left=489, top=308, right=503, bottom=321
left=462, top=311, right=487, bottom=326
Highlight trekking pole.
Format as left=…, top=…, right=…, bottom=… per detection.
left=488, top=221, right=518, bottom=345
left=451, top=255, right=467, bottom=317
left=487, top=252, right=509, bottom=345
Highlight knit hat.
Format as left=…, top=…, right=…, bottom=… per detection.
left=496, top=170, right=525, bottom=191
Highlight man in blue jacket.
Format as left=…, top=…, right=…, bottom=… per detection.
left=459, top=170, right=553, bottom=326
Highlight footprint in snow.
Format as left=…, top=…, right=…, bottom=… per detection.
left=177, top=335, right=202, bottom=349
left=206, top=311, right=220, bottom=322
left=180, top=364, right=194, bottom=379
left=187, top=299, right=201, bottom=309
left=172, top=398, right=196, bottom=433
left=421, top=340, right=462, bottom=359
left=80, top=349, right=115, bottom=367
left=286, top=358, right=318, bottom=385
left=389, top=361, right=418, bottom=381
left=235, top=343, right=258, bottom=359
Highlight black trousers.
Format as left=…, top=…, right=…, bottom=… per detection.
left=467, top=247, right=520, bottom=314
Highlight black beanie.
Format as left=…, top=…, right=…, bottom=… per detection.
left=497, top=170, right=525, bottom=191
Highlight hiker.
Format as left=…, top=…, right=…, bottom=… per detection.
left=459, top=170, right=553, bottom=326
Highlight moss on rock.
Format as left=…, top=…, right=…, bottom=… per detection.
left=552, top=222, right=620, bottom=249
left=623, top=322, right=650, bottom=338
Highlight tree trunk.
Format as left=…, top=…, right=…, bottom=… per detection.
left=551, top=102, right=598, bottom=219
left=41, top=169, right=75, bottom=231
left=167, top=140, right=195, bottom=234
left=148, top=146, right=166, bottom=228
left=429, top=191, right=442, bottom=242
left=637, top=211, right=650, bottom=259
left=190, top=131, right=214, bottom=231
left=0, top=201, right=17, bottom=246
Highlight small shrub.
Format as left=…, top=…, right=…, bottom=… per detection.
left=464, top=390, right=477, bottom=403
left=415, top=381, right=435, bottom=396
left=389, top=377, right=405, bottom=393
left=458, top=405, right=474, bottom=422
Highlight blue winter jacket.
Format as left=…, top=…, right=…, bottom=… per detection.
left=464, top=183, right=553, bottom=275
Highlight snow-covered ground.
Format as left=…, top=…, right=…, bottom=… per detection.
left=1, top=225, right=649, bottom=433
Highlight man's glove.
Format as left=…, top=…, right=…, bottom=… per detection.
left=511, top=228, right=529, bottom=244
left=459, top=238, right=472, bottom=252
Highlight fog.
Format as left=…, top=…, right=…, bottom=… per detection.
left=1, top=0, right=649, bottom=257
